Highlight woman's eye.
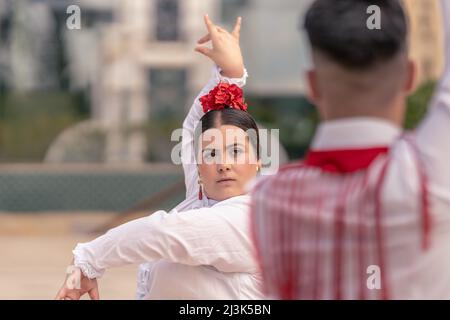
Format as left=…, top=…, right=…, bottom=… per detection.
left=204, top=150, right=216, bottom=159
left=232, top=148, right=243, bottom=157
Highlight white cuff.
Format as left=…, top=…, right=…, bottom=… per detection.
left=72, top=244, right=105, bottom=279
left=212, top=65, right=248, bottom=87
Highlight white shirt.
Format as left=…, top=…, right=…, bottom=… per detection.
left=73, top=66, right=264, bottom=300
left=305, top=116, right=450, bottom=299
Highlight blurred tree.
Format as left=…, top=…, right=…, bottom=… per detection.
left=247, top=96, right=317, bottom=161
left=0, top=92, right=86, bottom=162
left=404, top=81, right=436, bottom=130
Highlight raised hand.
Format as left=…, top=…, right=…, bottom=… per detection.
left=195, top=15, right=245, bottom=78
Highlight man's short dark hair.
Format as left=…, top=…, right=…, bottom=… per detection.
left=304, top=0, right=408, bottom=70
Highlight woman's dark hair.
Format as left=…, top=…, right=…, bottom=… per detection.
left=194, top=107, right=260, bottom=160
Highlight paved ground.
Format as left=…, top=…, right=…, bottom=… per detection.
left=0, top=212, right=138, bottom=300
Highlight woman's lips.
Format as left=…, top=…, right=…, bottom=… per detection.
left=217, top=178, right=236, bottom=184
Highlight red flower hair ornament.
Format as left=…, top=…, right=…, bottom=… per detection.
left=199, top=82, right=248, bottom=113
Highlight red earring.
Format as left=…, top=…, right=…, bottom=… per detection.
left=198, top=180, right=203, bottom=200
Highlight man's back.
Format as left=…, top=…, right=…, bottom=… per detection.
left=251, top=0, right=450, bottom=299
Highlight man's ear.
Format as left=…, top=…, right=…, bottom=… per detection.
left=405, top=59, right=417, bottom=94
left=306, top=69, right=320, bottom=104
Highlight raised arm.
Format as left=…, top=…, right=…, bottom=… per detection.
left=415, top=0, right=450, bottom=193
left=182, top=15, right=248, bottom=198
left=56, top=14, right=251, bottom=301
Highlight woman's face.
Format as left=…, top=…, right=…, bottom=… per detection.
left=197, top=124, right=260, bottom=201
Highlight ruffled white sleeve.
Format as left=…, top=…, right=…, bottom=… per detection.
left=72, top=197, right=257, bottom=279
left=182, top=66, right=248, bottom=198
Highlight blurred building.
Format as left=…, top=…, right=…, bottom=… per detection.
left=5, top=0, right=219, bottom=164
left=1, top=0, right=303, bottom=164
left=0, top=0, right=10, bottom=92
left=86, top=0, right=218, bottom=163
left=404, top=0, right=445, bottom=83
left=1, top=0, right=444, bottom=164
left=221, top=0, right=313, bottom=96
left=92, top=0, right=311, bottom=163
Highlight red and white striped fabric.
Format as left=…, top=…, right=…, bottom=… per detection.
left=251, top=137, right=430, bottom=300
left=251, top=0, right=450, bottom=300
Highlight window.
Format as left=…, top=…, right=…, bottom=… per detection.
left=146, top=68, right=187, bottom=161
left=0, top=14, right=11, bottom=43
left=156, top=0, right=179, bottom=41
left=148, top=68, right=187, bottom=120
left=82, top=9, right=114, bottom=28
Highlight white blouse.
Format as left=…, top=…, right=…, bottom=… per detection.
left=72, top=66, right=264, bottom=299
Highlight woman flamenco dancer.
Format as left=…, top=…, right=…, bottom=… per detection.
left=55, top=15, right=264, bottom=300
